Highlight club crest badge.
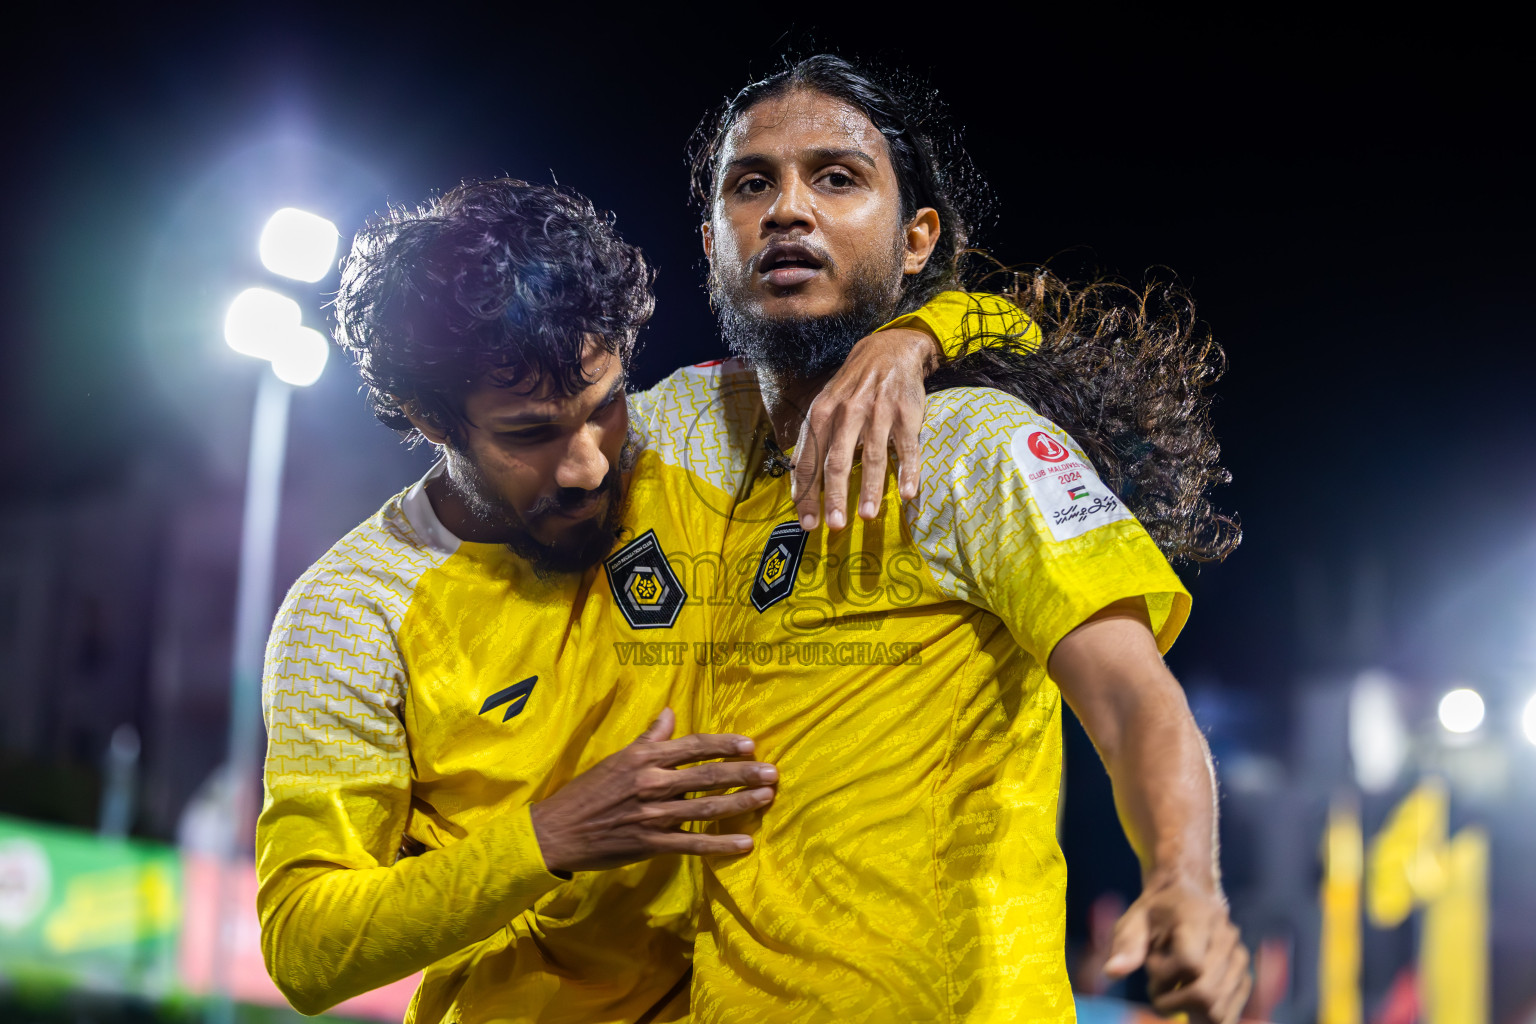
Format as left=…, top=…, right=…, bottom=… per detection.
left=751, top=521, right=809, bottom=613
left=605, top=529, right=687, bottom=629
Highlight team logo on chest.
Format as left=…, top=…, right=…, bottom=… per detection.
left=604, top=529, right=687, bottom=629
left=751, top=521, right=809, bottom=612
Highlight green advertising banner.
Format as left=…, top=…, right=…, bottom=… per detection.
left=0, top=815, right=181, bottom=999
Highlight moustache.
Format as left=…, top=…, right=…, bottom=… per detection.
left=524, top=470, right=618, bottom=519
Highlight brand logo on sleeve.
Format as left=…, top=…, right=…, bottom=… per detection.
left=1027, top=430, right=1072, bottom=462
left=1010, top=425, right=1133, bottom=542
left=605, top=529, right=687, bottom=629
left=480, top=676, right=538, bottom=722
left=752, top=522, right=809, bottom=612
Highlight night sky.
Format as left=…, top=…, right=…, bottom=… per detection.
left=5, top=15, right=1532, bottom=750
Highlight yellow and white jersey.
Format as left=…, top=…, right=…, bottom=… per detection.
left=256, top=399, right=744, bottom=1023
left=255, top=290, right=1024, bottom=1022
left=690, top=386, right=1192, bottom=1023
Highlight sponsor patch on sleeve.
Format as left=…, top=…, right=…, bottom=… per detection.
left=1009, top=426, right=1133, bottom=542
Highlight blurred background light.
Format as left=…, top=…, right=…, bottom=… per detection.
left=1438, top=687, right=1486, bottom=734
left=1523, top=693, right=1536, bottom=746
left=258, top=207, right=339, bottom=282
left=224, top=287, right=300, bottom=360
left=1349, top=670, right=1408, bottom=792
left=270, top=325, right=329, bottom=387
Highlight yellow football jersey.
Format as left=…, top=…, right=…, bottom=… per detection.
left=255, top=292, right=1007, bottom=1022
left=256, top=373, right=750, bottom=1022
left=688, top=383, right=1192, bottom=1023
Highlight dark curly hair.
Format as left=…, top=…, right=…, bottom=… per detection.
left=691, top=55, right=1239, bottom=563
left=333, top=178, right=655, bottom=446
left=930, top=269, right=1241, bottom=563
left=687, top=53, right=990, bottom=316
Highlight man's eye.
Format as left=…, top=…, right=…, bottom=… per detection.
left=736, top=178, right=772, bottom=195
left=823, top=171, right=854, bottom=188
left=500, top=428, right=555, bottom=444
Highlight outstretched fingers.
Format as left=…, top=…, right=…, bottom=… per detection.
left=857, top=403, right=895, bottom=521
left=650, top=830, right=755, bottom=856
left=791, top=410, right=826, bottom=531
left=636, top=707, right=677, bottom=743
left=893, top=394, right=925, bottom=502
left=646, top=732, right=755, bottom=768
left=641, top=787, right=775, bottom=827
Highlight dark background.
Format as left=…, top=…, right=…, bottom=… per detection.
left=1, top=7, right=1532, bottom=1020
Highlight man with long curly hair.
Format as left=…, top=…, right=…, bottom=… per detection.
left=681, top=55, right=1250, bottom=1023
left=253, top=178, right=994, bottom=1022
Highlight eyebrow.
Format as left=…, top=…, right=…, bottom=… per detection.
left=486, top=373, right=626, bottom=427
left=723, top=146, right=879, bottom=175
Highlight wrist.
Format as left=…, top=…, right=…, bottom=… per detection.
left=875, top=324, right=942, bottom=374
left=1143, top=862, right=1224, bottom=902
left=527, top=802, right=574, bottom=879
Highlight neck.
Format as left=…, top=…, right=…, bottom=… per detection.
left=426, top=460, right=512, bottom=544
left=756, top=365, right=834, bottom=451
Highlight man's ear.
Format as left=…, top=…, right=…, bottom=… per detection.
left=902, top=207, right=942, bottom=276
left=701, top=222, right=714, bottom=259
left=400, top=401, right=451, bottom=448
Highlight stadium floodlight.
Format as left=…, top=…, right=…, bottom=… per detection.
left=225, top=287, right=302, bottom=360
left=1437, top=687, right=1485, bottom=735
left=258, top=207, right=339, bottom=283
left=1523, top=694, right=1536, bottom=746
left=270, top=325, right=330, bottom=387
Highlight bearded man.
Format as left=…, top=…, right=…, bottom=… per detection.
left=680, top=55, right=1251, bottom=1023
left=254, top=178, right=998, bottom=1022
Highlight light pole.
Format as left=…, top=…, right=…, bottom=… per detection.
left=209, top=209, right=337, bottom=1024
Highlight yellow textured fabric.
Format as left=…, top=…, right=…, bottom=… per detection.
left=880, top=290, right=1037, bottom=360
left=690, top=386, right=1190, bottom=1023
left=254, top=289, right=999, bottom=1022
left=257, top=447, right=726, bottom=1023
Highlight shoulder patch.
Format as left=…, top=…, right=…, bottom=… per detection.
left=1009, top=425, right=1133, bottom=541
left=751, top=522, right=809, bottom=612
left=605, top=529, right=688, bottom=629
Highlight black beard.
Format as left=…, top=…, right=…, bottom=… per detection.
left=710, top=247, right=905, bottom=380
left=448, top=430, right=636, bottom=577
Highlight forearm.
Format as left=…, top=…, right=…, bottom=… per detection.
left=1102, top=681, right=1220, bottom=890
left=259, top=805, right=562, bottom=1014
left=1050, top=605, right=1249, bottom=1018
left=1050, top=601, right=1220, bottom=892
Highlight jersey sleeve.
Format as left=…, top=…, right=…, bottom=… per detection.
left=906, top=388, right=1190, bottom=665
left=256, top=567, right=566, bottom=1015
left=878, top=290, right=1040, bottom=361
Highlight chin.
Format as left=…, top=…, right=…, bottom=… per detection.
left=755, top=288, right=839, bottom=317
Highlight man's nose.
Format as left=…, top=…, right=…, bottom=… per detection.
left=554, top=423, right=610, bottom=491
left=763, top=173, right=815, bottom=233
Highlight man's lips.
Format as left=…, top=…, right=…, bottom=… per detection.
left=553, top=491, right=606, bottom=521
left=530, top=488, right=608, bottom=523
left=756, top=240, right=827, bottom=288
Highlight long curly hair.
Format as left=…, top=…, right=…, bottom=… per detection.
left=930, top=269, right=1241, bottom=563
left=691, top=54, right=1239, bottom=563
left=333, top=178, right=655, bottom=446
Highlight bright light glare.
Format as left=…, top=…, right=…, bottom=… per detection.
left=225, top=288, right=301, bottom=359
left=1438, top=687, right=1485, bottom=734
left=259, top=207, right=339, bottom=282
left=1350, top=671, right=1407, bottom=793
left=1522, top=694, right=1536, bottom=746
left=270, top=326, right=329, bottom=387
